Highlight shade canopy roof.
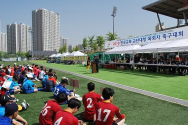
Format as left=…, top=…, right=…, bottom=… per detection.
left=67, top=51, right=85, bottom=57
left=105, top=45, right=141, bottom=54
left=60, top=52, right=70, bottom=57
left=142, top=0, right=188, bottom=19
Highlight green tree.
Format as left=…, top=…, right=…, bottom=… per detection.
left=0, top=51, right=5, bottom=58
left=59, top=45, right=67, bottom=54
left=106, top=31, right=119, bottom=41
left=16, top=51, right=25, bottom=57
left=93, top=42, right=98, bottom=52
left=96, top=35, right=105, bottom=51
left=73, top=46, right=80, bottom=51
left=59, top=47, right=63, bottom=54
left=82, top=37, right=88, bottom=52
left=24, top=52, right=31, bottom=58
left=88, top=35, right=95, bottom=51
left=69, top=49, right=74, bottom=53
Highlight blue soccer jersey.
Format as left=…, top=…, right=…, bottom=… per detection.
left=22, top=79, right=36, bottom=91
left=53, top=84, right=73, bottom=99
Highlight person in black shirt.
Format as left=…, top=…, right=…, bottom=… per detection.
left=95, top=56, right=99, bottom=73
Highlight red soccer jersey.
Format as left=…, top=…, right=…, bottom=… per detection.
left=95, top=101, right=125, bottom=125
left=53, top=110, right=79, bottom=125
left=33, top=67, right=37, bottom=75
left=83, top=92, right=102, bottom=121
left=21, top=67, right=25, bottom=74
left=39, top=100, right=61, bottom=125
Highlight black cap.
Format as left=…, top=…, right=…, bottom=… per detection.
left=1, top=94, right=15, bottom=105
left=5, top=102, right=18, bottom=116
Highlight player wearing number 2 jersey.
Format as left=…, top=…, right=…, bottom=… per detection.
left=83, top=82, right=102, bottom=121
left=53, top=98, right=86, bottom=125
left=95, top=88, right=125, bottom=125
left=39, top=93, right=67, bottom=125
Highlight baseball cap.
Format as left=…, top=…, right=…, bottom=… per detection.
left=29, top=67, right=33, bottom=70
left=26, top=73, right=33, bottom=78
left=61, top=77, right=68, bottom=85
left=5, top=102, right=18, bottom=116
left=1, top=94, right=15, bottom=105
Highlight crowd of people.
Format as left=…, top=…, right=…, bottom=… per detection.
left=0, top=63, right=126, bottom=125
left=112, top=54, right=188, bottom=75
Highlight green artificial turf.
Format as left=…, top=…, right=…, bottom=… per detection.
left=2, top=61, right=188, bottom=125
left=32, top=61, right=188, bottom=101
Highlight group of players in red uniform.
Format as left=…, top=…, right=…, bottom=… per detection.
left=39, top=81, right=126, bottom=125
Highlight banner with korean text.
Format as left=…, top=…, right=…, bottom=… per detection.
left=105, top=26, right=188, bottom=49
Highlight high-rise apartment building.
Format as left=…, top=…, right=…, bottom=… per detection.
left=68, top=44, right=74, bottom=52
left=32, top=8, right=60, bottom=52
left=0, top=20, right=7, bottom=52
left=60, top=37, right=68, bottom=52
left=7, top=23, right=31, bottom=54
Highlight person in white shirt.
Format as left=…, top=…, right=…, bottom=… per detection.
left=39, top=66, right=45, bottom=80
left=130, top=58, right=134, bottom=71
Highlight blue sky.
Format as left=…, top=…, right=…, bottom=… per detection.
left=0, top=0, right=179, bottom=45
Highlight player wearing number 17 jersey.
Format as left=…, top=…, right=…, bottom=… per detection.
left=95, top=88, right=126, bottom=125
left=83, top=82, right=103, bottom=121
left=39, top=93, right=67, bottom=125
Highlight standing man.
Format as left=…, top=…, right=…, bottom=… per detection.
left=95, top=56, right=99, bottom=73
left=82, top=82, right=102, bottom=121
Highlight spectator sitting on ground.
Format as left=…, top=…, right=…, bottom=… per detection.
left=0, top=95, right=27, bottom=125
left=39, top=93, right=68, bottom=125
left=82, top=82, right=102, bottom=121
left=53, top=98, right=86, bottom=125
left=8, top=75, right=21, bottom=94
left=46, top=73, right=56, bottom=92
left=42, top=72, right=49, bottom=89
left=18, top=71, right=26, bottom=86
left=94, top=88, right=126, bottom=125
left=22, top=74, right=39, bottom=94
left=39, top=66, right=45, bottom=81
left=53, top=77, right=75, bottom=104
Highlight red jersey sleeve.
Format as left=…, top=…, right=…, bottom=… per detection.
left=115, top=106, right=125, bottom=119
left=97, top=94, right=103, bottom=102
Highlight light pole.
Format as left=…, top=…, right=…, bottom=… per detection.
left=111, top=6, right=117, bottom=35
left=28, top=28, right=33, bottom=61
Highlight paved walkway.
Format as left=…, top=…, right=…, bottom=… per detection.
left=33, top=62, right=188, bottom=107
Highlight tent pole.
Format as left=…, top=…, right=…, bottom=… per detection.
left=133, top=50, right=134, bottom=71
left=157, top=49, right=158, bottom=73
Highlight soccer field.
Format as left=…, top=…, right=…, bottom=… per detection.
left=33, top=61, right=188, bottom=101
left=2, top=61, right=188, bottom=125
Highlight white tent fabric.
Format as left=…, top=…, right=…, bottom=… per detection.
left=67, top=51, right=85, bottom=57
left=159, top=39, right=188, bottom=52
left=105, top=45, right=141, bottom=54
left=55, top=53, right=62, bottom=57
left=60, top=52, right=70, bottom=57
left=134, top=41, right=171, bottom=53
left=50, top=54, right=56, bottom=57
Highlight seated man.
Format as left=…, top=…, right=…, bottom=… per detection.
left=0, top=95, right=27, bottom=125
left=22, top=74, right=38, bottom=94
left=94, top=88, right=126, bottom=125
left=39, top=93, right=67, bottom=125
left=18, top=71, right=26, bottom=85
left=0, top=102, right=19, bottom=125
left=83, top=82, right=102, bottom=121
left=53, top=98, right=86, bottom=125
left=8, top=75, right=21, bottom=94
left=46, top=73, right=56, bottom=92
left=42, top=74, right=49, bottom=89
left=53, top=77, right=75, bottom=104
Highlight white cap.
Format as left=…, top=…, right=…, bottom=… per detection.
left=14, top=63, right=16, bottom=65
left=29, top=67, right=33, bottom=70
left=27, top=74, right=33, bottom=78
left=62, top=77, right=68, bottom=80
left=176, top=55, right=179, bottom=58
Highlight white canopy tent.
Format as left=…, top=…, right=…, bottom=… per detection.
left=49, top=54, right=56, bottom=57
left=55, top=53, right=62, bottom=57
left=60, top=52, right=70, bottom=57
left=67, top=51, right=85, bottom=57
left=105, top=45, right=141, bottom=54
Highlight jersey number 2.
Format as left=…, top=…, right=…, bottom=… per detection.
left=87, top=98, right=93, bottom=108
left=97, top=108, right=111, bottom=122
